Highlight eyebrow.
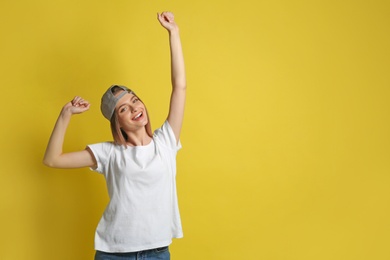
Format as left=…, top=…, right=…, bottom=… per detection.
left=117, top=95, right=136, bottom=110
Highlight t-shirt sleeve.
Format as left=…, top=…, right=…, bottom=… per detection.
left=87, top=142, right=113, bottom=174
left=154, top=121, right=182, bottom=151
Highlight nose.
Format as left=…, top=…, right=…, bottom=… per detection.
left=131, top=106, right=138, bottom=113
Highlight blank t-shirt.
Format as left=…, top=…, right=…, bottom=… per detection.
left=88, top=121, right=183, bottom=253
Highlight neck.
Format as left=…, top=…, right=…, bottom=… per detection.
left=124, top=128, right=152, bottom=146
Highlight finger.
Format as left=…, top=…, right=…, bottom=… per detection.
left=163, top=13, right=171, bottom=22
left=159, top=11, right=169, bottom=22
left=80, top=100, right=90, bottom=107
left=71, top=96, right=80, bottom=106
left=157, top=12, right=163, bottom=23
left=75, top=99, right=84, bottom=107
left=164, top=12, right=174, bottom=22
left=72, top=96, right=87, bottom=107
left=79, top=103, right=91, bottom=111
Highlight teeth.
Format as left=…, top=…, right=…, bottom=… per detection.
left=134, top=112, right=142, bottom=119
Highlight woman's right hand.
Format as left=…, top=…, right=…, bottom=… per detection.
left=62, top=96, right=90, bottom=115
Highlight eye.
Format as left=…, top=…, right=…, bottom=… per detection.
left=120, top=106, right=128, bottom=113
left=132, top=98, right=139, bottom=103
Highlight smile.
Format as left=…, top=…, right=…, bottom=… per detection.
left=132, top=112, right=143, bottom=120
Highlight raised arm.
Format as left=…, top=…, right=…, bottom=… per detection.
left=157, top=12, right=186, bottom=143
left=43, top=96, right=97, bottom=169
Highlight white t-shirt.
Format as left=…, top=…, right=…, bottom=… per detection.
left=87, top=121, right=183, bottom=253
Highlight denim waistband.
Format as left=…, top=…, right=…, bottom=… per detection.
left=96, top=246, right=169, bottom=256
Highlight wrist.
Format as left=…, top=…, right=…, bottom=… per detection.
left=168, top=27, right=180, bottom=36
left=60, top=108, right=72, bottom=120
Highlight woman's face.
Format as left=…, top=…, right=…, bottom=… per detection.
left=114, top=91, right=149, bottom=132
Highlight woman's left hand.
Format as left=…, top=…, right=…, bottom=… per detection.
left=157, top=12, right=179, bottom=32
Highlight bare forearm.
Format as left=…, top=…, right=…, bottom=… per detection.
left=43, top=110, right=71, bottom=167
left=169, top=30, right=186, bottom=90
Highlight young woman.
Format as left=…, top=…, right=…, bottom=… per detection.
left=43, top=12, right=186, bottom=260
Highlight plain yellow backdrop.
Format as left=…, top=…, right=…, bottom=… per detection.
left=1, top=0, right=389, bottom=259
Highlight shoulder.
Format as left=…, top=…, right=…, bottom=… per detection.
left=87, top=141, right=119, bottom=158
left=153, top=121, right=182, bottom=151
left=88, top=141, right=116, bottom=149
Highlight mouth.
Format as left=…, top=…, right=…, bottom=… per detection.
left=132, top=112, right=143, bottom=121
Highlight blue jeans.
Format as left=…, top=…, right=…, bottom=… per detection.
left=94, top=246, right=170, bottom=260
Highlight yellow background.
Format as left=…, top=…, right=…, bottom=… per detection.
left=1, top=0, right=389, bottom=259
